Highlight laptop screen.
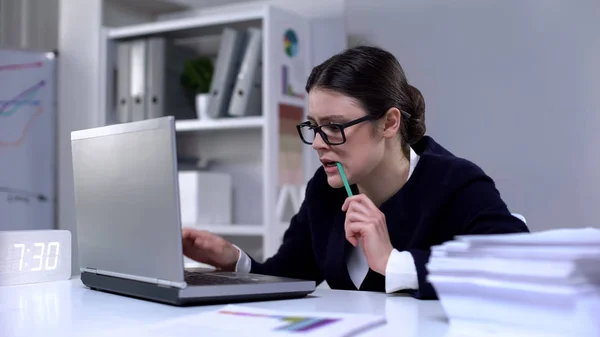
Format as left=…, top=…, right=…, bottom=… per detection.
left=70, top=117, right=184, bottom=284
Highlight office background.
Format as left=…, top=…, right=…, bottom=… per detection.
left=1, top=0, right=599, bottom=269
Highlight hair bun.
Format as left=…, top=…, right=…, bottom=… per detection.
left=405, top=85, right=426, bottom=145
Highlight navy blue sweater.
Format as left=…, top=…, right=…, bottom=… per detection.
left=250, top=136, right=529, bottom=299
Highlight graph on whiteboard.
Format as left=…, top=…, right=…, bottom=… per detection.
left=0, top=50, right=56, bottom=230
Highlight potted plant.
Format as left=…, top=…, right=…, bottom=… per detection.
left=180, top=56, right=214, bottom=119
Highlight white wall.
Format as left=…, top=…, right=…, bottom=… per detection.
left=0, top=0, right=59, bottom=50
left=103, top=0, right=155, bottom=27
left=346, top=0, right=600, bottom=231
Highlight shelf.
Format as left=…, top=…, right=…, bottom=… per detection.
left=107, top=7, right=264, bottom=40
left=99, top=3, right=318, bottom=260
left=183, top=224, right=266, bottom=236
left=175, top=116, right=264, bottom=132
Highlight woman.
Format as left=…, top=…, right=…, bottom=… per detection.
left=182, top=45, right=529, bottom=300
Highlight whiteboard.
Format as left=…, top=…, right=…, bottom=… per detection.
left=0, top=49, right=56, bottom=230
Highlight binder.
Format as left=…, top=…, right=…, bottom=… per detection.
left=116, top=41, right=132, bottom=123
left=228, top=28, right=262, bottom=117
left=146, top=37, right=165, bottom=120
left=129, top=38, right=147, bottom=121
left=145, top=37, right=196, bottom=120
left=115, top=37, right=198, bottom=123
left=207, top=28, right=247, bottom=118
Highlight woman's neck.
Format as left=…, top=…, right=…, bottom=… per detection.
left=357, top=147, right=411, bottom=207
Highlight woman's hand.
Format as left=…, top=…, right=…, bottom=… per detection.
left=182, top=228, right=240, bottom=271
left=342, top=194, right=394, bottom=275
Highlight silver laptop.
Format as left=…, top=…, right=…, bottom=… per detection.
left=70, top=116, right=315, bottom=305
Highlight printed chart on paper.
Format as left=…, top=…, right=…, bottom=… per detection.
left=88, top=305, right=385, bottom=337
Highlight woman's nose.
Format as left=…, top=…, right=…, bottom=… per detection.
left=311, top=132, right=328, bottom=150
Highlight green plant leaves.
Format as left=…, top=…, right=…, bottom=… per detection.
left=180, top=56, right=214, bottom=94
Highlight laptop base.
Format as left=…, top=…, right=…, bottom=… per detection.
left=81, top=272, right=312, bottom=306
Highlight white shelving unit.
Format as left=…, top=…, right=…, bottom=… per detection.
left=175, top=116, right=264, bottom=132
left=98, top=3, right=312, bottom=262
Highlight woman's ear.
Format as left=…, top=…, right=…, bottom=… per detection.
left=382, top=107, right=401, bottom=138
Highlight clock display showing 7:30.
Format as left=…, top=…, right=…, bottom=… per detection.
left=10, top=242, right=61, bottom=272
left=0, top=230, right=72, bottom=286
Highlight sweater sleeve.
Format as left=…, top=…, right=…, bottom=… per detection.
left=408, top=162, right=530, bottom=300
left=248, top=194, right=324, bottom=284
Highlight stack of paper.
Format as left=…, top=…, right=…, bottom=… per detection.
left=427, top=227, right=600, bottom=337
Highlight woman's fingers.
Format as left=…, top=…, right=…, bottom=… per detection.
left=344, top=199, right=372, bottom=247
left=182, top=229, right=238, bottom=270
left=342, top=194, right=379, bottom=212
left=345, top=210, right=370, bottom=223
left=182, top=228, right=194, bottom=240
left=193, top=234, right=213, bottom=251
left=345, top=221, right=367, bottom=247
left=346, top=232, right=358, bottom=247
left=347, top=200, right=371, bottom=216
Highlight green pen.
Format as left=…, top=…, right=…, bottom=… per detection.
left=336, top=162, right=353, bottom=197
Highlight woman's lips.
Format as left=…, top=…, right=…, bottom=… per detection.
left=324, top=164, right=339, bottom=174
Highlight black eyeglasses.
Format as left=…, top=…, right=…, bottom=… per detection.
left=296, top=111, right=411, bottom=146
left=295, top=115, right=375, bottom=145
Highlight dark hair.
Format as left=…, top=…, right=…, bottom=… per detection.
left=305, top=45, right=426, bottom=157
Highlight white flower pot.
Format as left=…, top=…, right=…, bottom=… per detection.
left=195, top=93, right=211, bottom=120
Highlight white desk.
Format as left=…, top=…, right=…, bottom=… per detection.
left=0, top=277, right=449, bottom=337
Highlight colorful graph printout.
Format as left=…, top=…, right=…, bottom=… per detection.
left=219, top=309, right=340, bottom=333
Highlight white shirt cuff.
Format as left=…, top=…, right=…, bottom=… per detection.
left=385, top=249, right=419, bottom=293
left=232, top=244, right=251, bottom=273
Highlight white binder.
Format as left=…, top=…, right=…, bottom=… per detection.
left=129, top=39, right=147, bottom=121
left=207, top=28, right=247, bottom=118
left=228, top=28, right=262, bottom=117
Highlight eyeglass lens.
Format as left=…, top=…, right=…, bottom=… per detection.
left=299, top=124, right=344, bottom=145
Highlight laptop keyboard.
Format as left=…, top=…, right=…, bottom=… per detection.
left=184, top=271, right=263, bottom=286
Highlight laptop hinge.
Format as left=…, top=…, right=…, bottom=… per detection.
left=157, top=279, right=183, bottom=288
left=81, top=267, right=187, bottom=289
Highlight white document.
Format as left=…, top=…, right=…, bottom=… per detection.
left=455, top=227, right=600, bottom=246
left=427, top=227, right=600, bottom=337
left=90, top=305, right=385, bottom=337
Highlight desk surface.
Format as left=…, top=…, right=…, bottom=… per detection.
left=1, top=277, right=449, bottom=337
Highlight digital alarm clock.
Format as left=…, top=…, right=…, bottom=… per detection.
left=0, top=230, right=72, bottom=286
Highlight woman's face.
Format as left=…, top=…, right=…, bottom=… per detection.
left=307, top=89, right=387, bottom=188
